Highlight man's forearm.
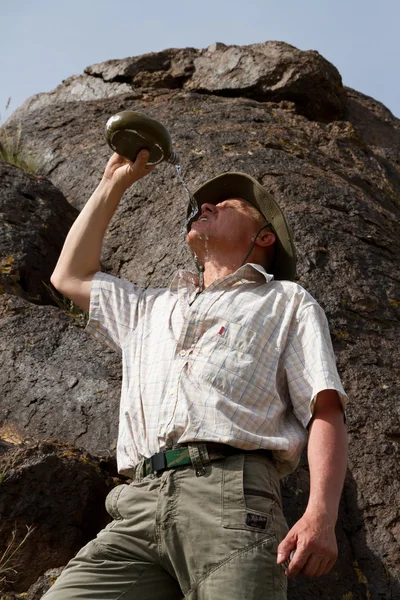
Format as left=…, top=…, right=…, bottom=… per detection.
left=51, top=150, right=152, bottom=303
left=278, top=390, right=348, bottom=577
left=306, top=390, right=348, bottom=523
left=50, top=151, right=153, bottom=312
left=51, top=178, right=124, bottom=287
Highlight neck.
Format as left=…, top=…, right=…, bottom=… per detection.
left=190, top=241, right=264, bottom=290
left=202, top=263, right=234, bottom=289
left=199, top=251, right=248, bottom=289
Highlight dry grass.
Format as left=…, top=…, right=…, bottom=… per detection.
left=0, top=124, right=41, bottom=175
left=0, top=525, right=35, bottom=591
left=0, top=99, right=41, bottom=174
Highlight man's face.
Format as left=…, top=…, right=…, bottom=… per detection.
left=187, top=198, right=264, bottom=258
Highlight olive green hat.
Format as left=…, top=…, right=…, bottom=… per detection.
left=188, top=172, right=297, bottom=281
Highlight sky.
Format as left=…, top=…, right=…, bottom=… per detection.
left=0, top=0, right=399, bottom=121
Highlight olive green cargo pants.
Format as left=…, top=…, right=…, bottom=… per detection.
left=43, top=447, right=288, bottom=599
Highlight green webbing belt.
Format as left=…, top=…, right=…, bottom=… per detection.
left=143, top=447, right=191, bottom=477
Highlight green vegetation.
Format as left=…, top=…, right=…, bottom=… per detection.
left=0, top=98, right=41, bottom=175
left=0, top=124, right=41, bottom=175
left=44, top=283, right=88, bottom=326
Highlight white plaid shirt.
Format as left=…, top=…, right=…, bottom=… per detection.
left=87, top=264, right=347, bottom=477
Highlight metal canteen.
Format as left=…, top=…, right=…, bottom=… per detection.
left=105, top=110, right=179, bottom=166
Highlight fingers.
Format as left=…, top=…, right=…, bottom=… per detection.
left=132, top=149, right=156, bottom=176
left=285, top=547, right=309, bottom=578
left=123, top=148, right=155, bottom=181
left=314, top=558, right=332, bottom=577
left=277, top=533, right=297, bottom=565
left=284, top=547, right=337, bottom=578
left=297, top=555, right=334, bottom=577
left=109, top=149, right=152, bottom=173
left=103, top=148, right=155, bottom=190
left=299, top=554, right=325, bottom=577
left=135, top=149, right=150, bottom=167
left=321, top=558, right=336, bottom=576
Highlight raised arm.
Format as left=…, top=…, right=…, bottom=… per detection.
left=277, top=389, right=348, bottom=577
left=51, top=150, right=153, bottom=312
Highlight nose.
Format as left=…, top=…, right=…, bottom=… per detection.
left=200, top=203, right=217, bottom=215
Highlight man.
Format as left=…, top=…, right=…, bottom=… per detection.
left=46, top=150, right=348, bottom=599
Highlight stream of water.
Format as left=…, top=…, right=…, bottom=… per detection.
left=175, top=164, right=199, bottom=231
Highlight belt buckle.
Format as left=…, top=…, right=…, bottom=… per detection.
left=150, top=451, right=167, bottom=473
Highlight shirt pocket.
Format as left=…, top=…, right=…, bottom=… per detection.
left=215, top=322, right=266, bottom=362
left=195, top=322, right=279, bottom=398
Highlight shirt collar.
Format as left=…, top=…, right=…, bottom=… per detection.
left=236, top=263, right=274, bottom=283
left=169, top=263, right=274, bottom=294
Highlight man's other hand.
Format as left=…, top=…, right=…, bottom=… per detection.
left=276, top=510, right=338, bottom=577
left=103, top=150, right=154, bottom=192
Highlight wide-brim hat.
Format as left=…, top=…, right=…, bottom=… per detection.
left=187, top=172, right=296, bottom=281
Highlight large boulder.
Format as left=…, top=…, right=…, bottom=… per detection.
left=0, top=41, right=399, bottom=598
left=0, top=441, right=115, bottom=592
left=11, top=42, right=344, bottom=123
left=186, top=41, right=346, bottom=121
left=0, top=163, right=78, bottom=304
left=0, top=294, right=121, bottom=454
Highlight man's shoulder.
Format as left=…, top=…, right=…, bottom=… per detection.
left=268, top=279, right=319, bottom=305
left=93, top=272, right=171, bottom=300
left=263, top=280, right=326, bottom=324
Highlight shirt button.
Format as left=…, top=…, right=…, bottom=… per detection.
left=169, top=389, right=175, bottom=396
left=179, top=350, right=187, bottom=357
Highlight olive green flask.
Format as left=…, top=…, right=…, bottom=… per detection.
left=105, top=110, right=179, bottom=166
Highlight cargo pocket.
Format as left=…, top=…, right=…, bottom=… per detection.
left=105, top=484, right=128, bottom=521
left=222, top=454, right=278, bottom=534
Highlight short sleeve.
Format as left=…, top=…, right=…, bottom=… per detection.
left=283, top=303, right=347, bottom=428
left=85, top=272, right=142, bottom=352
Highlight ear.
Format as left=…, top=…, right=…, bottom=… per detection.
left=253, top=230, right=275, bottom=248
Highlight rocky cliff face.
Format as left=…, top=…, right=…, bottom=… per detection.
left=1, top=41, right=399, bottom=598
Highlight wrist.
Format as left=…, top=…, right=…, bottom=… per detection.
left=99, top=176, right=127, bottom=198
left=304, top=500, right=338, bottom=525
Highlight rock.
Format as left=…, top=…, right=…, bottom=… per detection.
left=186, top=41, right=346, bottom=121
left=85, top=47, right=199, bottom=88
left=0, top=442, right=115, bottom=592
left=8, top=42, right=345, bottom=124
left=0, top=41, right=399, bottom=598
left=0, top=567, right=63, bottom=600
left=0, top=294, right=121, bottom=454
left=13, top=75, right=133, bottom=114
left=25, top=567, right=63, bottom=600
left=8, top=47, right=199, bottom=119
left=0, top=163, right=78, bottom=305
